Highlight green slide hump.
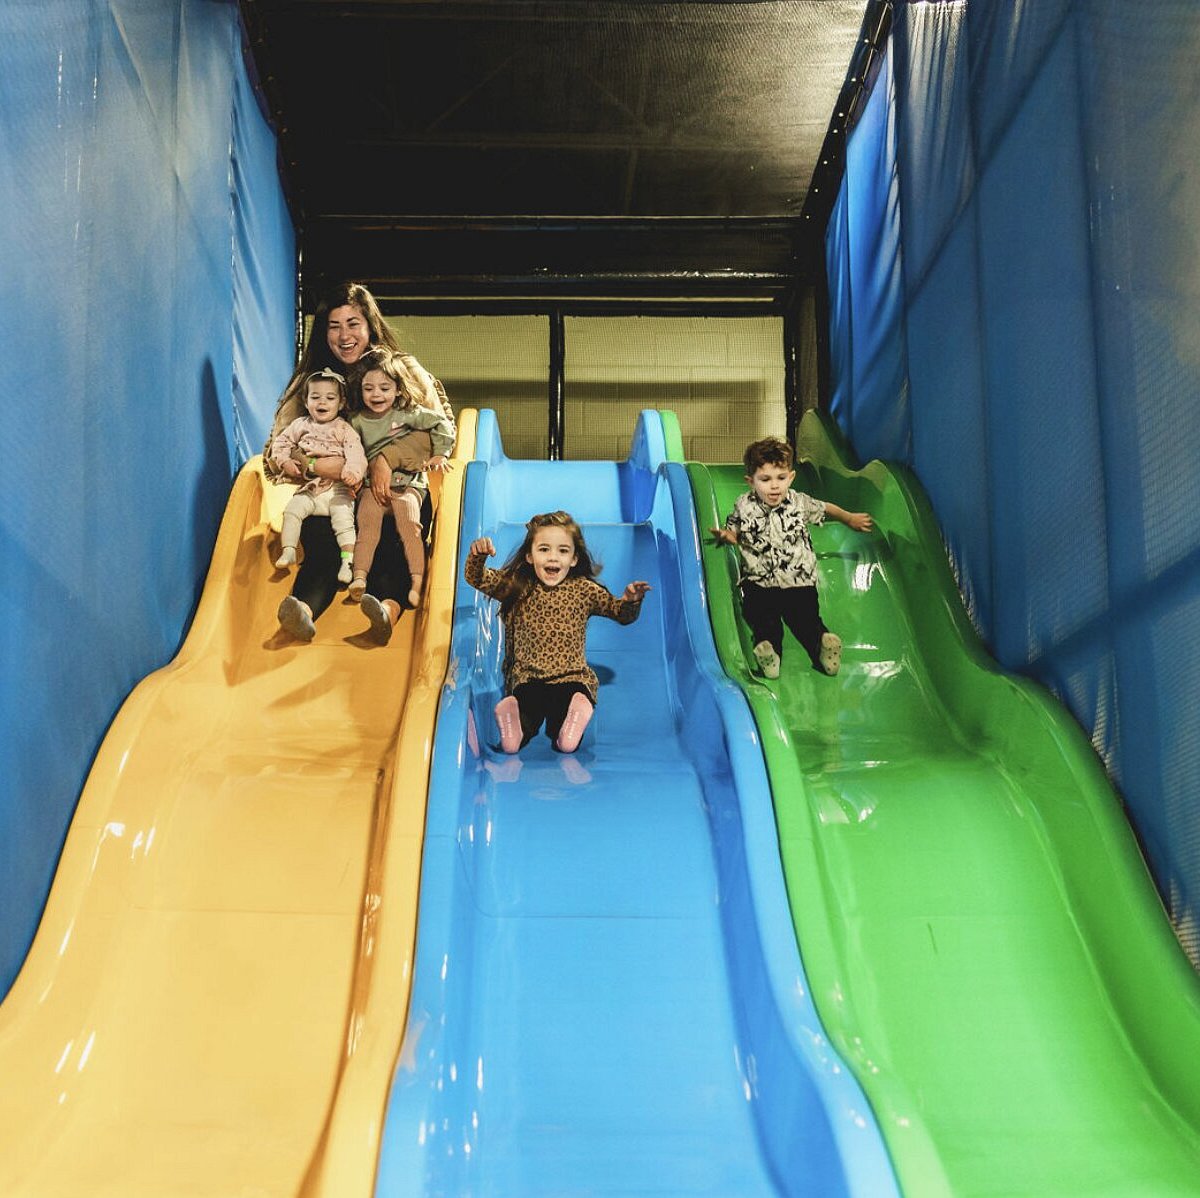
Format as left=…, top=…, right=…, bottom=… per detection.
left=686, top=410, right=1200, bottom=1197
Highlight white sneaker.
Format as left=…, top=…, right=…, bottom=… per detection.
left=820, top=632, right=843, bottom=676
left=337, top=558, right=353, bottom=584
left=753, top=640, right=781, bottom=679
left=274, top=546, right=297, bottom=569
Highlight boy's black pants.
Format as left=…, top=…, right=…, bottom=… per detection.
left=740, top=582, right=828, bottom=669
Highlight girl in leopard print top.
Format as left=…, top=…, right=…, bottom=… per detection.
left=465, top=510, right=651, bottom=754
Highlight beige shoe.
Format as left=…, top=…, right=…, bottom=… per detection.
left=819, top=632, right=843, bottom=675
left=753, top=640, right=781, bottom=679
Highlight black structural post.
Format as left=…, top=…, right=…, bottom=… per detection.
left=548, top=307, right=566, bottom=460
left=783, top=291, right=801, bottom=447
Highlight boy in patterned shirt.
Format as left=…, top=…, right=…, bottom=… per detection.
left=711, top=437, right=873, bottom=678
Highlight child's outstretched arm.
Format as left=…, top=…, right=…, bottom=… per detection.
left=588, top=579, right=650, bottom=625
left=464, top=537, right=505, bottom=598
left=827, top=503, right=873, bottom=532
left=823, top=502, right=874, bottom=533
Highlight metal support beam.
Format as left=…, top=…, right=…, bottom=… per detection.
left=783, top=292, right=801, bottom=448
left=548, top=308, right=565, bottom=460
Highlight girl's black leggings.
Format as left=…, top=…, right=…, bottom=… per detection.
left=512, top=681, right=592, bottom=747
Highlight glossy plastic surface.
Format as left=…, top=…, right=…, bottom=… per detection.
left=0, top=412, right=475, bottom=1198
left=374, top=410, right=899, bottom=1197
left=688, top=412, right=1200, bottom=1197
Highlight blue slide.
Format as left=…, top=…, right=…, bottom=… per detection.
left=374, top=411, right=898, bottom=1197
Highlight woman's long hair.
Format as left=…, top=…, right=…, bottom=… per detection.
left=269, top=282, right=403, bottom=436
left=492, top=511, right=599, bottom=616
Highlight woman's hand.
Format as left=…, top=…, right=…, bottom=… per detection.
left=710, top=526, right=737, bottom=545
left=370, top=455, right=392, bottom=506
left=470, top=537, right=496, bottom=557
left=424, top=455, right=453, bottom=473
left=623, top=581, right=652, bottom=602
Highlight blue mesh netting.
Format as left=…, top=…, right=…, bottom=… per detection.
left=826, top=0, right=1200, bottom=962
left=0, top=0, right=295, bottom=995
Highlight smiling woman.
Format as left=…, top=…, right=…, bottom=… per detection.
left=264, top=281, right=456, bottom=644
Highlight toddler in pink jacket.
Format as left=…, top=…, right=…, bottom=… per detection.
left=269, top=367, right=367, bottom=584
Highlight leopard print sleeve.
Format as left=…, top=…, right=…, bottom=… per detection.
left=464, top=550, right=505, bottom=599
left=585, top=579, right=643, bottom=625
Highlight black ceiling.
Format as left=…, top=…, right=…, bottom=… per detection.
left=239, top=1, right=876, bottom=308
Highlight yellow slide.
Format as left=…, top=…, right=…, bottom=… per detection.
left=0, top=411, right=476, bottom=1198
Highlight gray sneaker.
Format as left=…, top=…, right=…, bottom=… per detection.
left=360, top=593, right=393, bottom=645
left=278, top=595, right=315, bottom=642
left=820, top=632, right=843, bottom=675
left=753, top=640, right=781, bottom=679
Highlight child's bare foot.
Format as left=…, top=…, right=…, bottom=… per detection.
left=277, top=595, right=315, bottom=642
left=753, top=640, right=781, bottom=679
left=360, top=593, right=396, bottom=645
left=407, top=574, right=424, bottom=608
left=555, top=693, right=593, bottom=753
left=275, top=547, right=297, bottom=569
left=348, top=572, right=367, bottom=602
left=494, top=696, right=522, bottom=754
left=819, top=632, right=842, bottom=675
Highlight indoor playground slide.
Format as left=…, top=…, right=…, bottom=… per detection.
left=0, top=411, right=475, bottom=1198
left=687, top=411, right=1200, bottom=1197
left=372, top=410, right=899, bottom=1197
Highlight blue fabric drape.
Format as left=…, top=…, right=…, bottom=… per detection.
left=825, top=0, right=1200, bottom=961
left=0, top=0, right=294, bottom=996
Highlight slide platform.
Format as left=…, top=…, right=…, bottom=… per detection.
left=374, top=410, right=898, bottom=1197
left=687, top=411, right=1200, bottom=1196
left=0, top=412, right=475, bottom=1198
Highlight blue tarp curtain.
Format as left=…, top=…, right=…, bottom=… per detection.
left=826, top=0, right=1200, bottom=961
left=0, top=0, right=295, bottom=995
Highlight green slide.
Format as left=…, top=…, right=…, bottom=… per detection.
left=682, top=410, right=1200, bottom=1197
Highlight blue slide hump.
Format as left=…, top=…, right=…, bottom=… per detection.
left=375, top=411, right=898, bottom=1197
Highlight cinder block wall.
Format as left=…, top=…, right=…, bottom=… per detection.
left=388, top=313, right=796, bottom=462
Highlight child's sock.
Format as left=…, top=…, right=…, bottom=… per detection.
left=753, top=640, right=781, bottom=679
left=407, top=574, right=424, bottom=608
left=819, top=632, right=842, bottom=675
left=275, top=546, right=297, bottom=569
left=337, top=551, right=353, bottom=585
left=555, top=693, right=593, bottom=753
left=494, top=696, right=522, bottom=755
left=277, top=595, right=315, bottom=642
left=348, top=572, right=368, bottom=602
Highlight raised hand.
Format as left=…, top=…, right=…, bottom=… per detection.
left=623, top=580, right=652, bottom=602
left=470, top=536, right=496, bottom=557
